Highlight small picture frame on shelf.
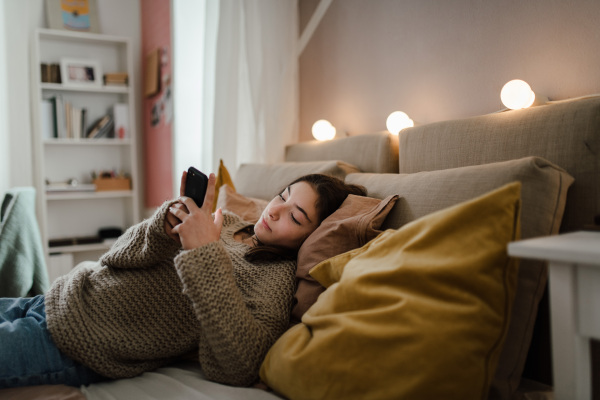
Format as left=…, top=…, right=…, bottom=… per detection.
left=60, top=58, right=102, bottom=88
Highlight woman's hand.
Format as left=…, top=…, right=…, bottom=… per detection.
left=164, top=171, right=190, bottom=244
left=170, top=172, right=224, bottom=250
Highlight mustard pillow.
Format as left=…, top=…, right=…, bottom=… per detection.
left=213, top=159, right=236, bottom=212
left=260, top=182, right=522, bottom=400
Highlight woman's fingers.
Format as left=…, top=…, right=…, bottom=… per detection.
left=180, top=171, right=187, bottom=197
left=178, top=196, right=197, bottom=212
left=214, top=208, right=224, bottom=232
left=202, top=173, right=217, bottom=211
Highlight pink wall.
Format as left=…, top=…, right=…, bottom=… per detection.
left=299, top=0, right=600, bottom=141
left=141, top=0, right=173, bottom=208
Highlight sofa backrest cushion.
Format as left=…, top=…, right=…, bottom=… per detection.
left=398, top=96, right=600, bottom=234
left=285, top=131, right=399, bottom=173
left=235, top=160, right=360, bottom=200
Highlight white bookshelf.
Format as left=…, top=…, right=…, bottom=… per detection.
left=30, top=28, right=140, bottom=278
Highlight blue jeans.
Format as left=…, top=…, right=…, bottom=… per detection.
left=0, top=295, right=107, bottom=388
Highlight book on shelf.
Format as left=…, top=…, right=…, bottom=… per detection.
left=86, top=114, right=114, bottom=139
left=58, top=101, right=88, bottom=139
left=65, top=101, right=71, bottom=138
left=41, top=63, right=50, bottom=83
left=69, top=105, right=87, bottom=138
left=40, top=63, right=61, bottom=83
left=40, top=99, right=54, bottom=139
left=47, top=95, right=67, bottom=138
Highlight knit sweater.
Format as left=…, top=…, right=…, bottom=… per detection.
left=45, top=202, right=297, bottom=386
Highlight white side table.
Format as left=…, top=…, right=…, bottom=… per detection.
left=508, top=231, right=600, bottom=400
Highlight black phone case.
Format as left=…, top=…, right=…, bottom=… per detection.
left=185, top=167, right=208, bottom=207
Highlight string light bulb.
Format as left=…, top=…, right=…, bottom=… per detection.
left=500, top=80, right=536, bottom=109
left=386, top=111, right=414, bottom=135
left=312, top=119, right=336, bottom=141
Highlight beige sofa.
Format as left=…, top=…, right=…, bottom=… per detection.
left=8, top=96, right=598, bottom=399
left=240, top=95, right=599, bottom=399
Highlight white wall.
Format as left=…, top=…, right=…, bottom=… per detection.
left=0, top=0, right=142, bottom=201
left=0, top=1, right=45, bottom=197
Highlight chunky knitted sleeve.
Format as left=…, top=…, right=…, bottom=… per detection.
left=100, top=200, right=181, bottom=269
left=174, top=241, right=295, bottom=386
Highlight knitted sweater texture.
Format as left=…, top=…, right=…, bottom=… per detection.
left=45, top=202, right=296, bottom=386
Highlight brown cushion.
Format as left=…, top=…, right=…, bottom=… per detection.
left=215, top=184, right=268, bottom=224
left=234, top=161, right=360, bottom=200
left=345, top=156, right=574, bottom=400
left=292, top=194, right=398, bottom=323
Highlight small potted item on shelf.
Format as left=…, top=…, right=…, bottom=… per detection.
left=92, top=170, right=131, bottom=191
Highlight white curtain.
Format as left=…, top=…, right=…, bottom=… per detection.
left=0, top=0, right=9, bottom=196
left=173, top=0, right=299, bottom=190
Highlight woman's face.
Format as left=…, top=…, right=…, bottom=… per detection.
left=254, top=181, right=320, bottom=249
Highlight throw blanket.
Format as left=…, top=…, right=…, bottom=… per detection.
left=0, top=187, right=49, bottom=297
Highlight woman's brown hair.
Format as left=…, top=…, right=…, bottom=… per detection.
left=245, top=174, right=367, bottom=262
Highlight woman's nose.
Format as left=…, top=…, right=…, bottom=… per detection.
left=269, top=204, right=283, bottom=220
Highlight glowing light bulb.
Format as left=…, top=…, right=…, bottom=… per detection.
left=500, top=79, right=536, bottom=110
left=312, top=119, right=336, bottom=141
left=386, top=111, right=414, bottom=135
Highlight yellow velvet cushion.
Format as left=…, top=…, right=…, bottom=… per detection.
left=213, top=159, right=236, bottom=212
left=260, top=182, right=522, bottom=400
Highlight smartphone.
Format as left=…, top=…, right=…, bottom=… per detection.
left=185, top=167, right=208, bottom=207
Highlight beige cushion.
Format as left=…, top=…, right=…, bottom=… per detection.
left=285, top=132, right=399, bottom=173
left=215, top=184, right=268, bottom=224
left=261, top=182, right=522, bottom=399
left=235, top=161, right=360, bottom=200
left=345, top=156, right=574, bottom=400
left=397, top=96, right=600, bottom=235
left=291, top=194, right=398, bottom=324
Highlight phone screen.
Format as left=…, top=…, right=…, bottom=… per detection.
left=185, top=167, right=208, bottom=207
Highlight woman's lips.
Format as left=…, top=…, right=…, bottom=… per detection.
left=261, top=217, right=271, bottom=231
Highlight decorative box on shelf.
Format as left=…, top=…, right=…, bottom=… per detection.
left=94, top=177, right=131, bottom=191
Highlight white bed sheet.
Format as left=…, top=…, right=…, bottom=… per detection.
left=81, top=362, right=283, bottom=400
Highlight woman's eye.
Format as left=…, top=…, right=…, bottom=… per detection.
left=291, top=214, right=301, bottom=225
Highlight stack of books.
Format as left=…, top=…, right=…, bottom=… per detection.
left=41, top=63, right=61, bottom=83
left=42, top=96, right=87, bottom=139
left=86, top=114, right=114, bottom=139
left=103, top=72, right=128, bottom=86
